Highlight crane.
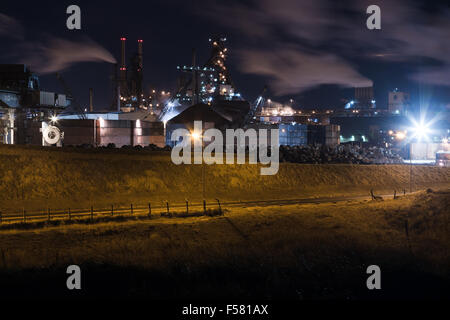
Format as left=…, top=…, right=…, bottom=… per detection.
left=243, top=86, right=267, bottom=126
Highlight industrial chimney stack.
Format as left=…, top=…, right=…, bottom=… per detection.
left=89, top=88, right=93, bottom=112
left=137, top=39, right=143, bottom=70
left=120, top=37, right=127, bottom=80
left=136, top=40, right=144, bottom=106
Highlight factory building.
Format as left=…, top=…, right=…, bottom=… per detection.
left=0, top=64, right=69, bottom=145
left=56, top=113, right=164, bottom=147
left=279, top=123, right=340, bottom=146
left=410, top=141, right=449, bottom=161
left=354, top=86, right=375, bottom=109
left=388, top=89, right=410, bottom=115
left=165, top=103, right=231, bottom=147
left=0, top=37, right=166, bottom=148
left=164, top=102, right=340, bottom=147
left=330, top=114, right=408, bottom=144
left=15, top=115, right=164, bottom=148
left=2, top=38, right=345, bottom=150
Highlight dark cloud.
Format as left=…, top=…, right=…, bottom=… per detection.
left=202, top=0, right=450, bottom=95
left=410, top=66, right=450, bottom=86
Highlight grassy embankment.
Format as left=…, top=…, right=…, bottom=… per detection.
left=0, top=189, right=448, bottom=299
left=0, top=144, right=449, bottom=213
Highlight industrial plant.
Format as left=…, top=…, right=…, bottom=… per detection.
left=0, top=36, right=449, bottom=163
left=1, top=0, right=450, bottom=306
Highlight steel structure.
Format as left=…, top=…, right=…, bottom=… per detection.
left=159, top=36, right=243, bottom=122
left=113, top=38, right=146, bottom=112
left=0, top=65, right=69, bottom=145
left=244, top=86, right=267, bottom=125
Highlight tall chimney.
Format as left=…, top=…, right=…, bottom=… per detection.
left=120, top=37, right=127, bottom=80
left=89, top=88, right=93, bottom=112
left=137, top=39, right=143, bottom=70
left=137, top=39, right=144, bottom=106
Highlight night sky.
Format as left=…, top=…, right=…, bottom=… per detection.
left=1, top=0, right=450, bottom=111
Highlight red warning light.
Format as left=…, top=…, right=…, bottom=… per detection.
left=120, top=37, right=127, bottom=41
left=138, top=39, right=143, bottom=43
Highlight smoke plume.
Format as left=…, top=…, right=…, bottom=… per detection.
left=0, top=13, right=116, bottom=73
left=240, top=47, right=372, bottom=95
left=0, top=13, right=24, bottom=39
left=18, top=36, right=117, bottom=74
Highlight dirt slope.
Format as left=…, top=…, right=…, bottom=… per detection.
left=1, top=144, right=449, bottom=211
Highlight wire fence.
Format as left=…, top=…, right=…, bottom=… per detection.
left=0, top=199, right=224, bottom=225
left=0, top=190, right=407, bottom=226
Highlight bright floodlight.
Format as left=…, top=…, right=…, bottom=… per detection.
left=50, top=115, right=58, bottom=123
left=412, top=122, right=430, bottom=141
left=407, top=108, right=442, bottom=143
left=190, top=131, right=201, bottom=141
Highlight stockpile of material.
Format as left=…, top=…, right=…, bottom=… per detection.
left=279, top=144, right=403, bottom=164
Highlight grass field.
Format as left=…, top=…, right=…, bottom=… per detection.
left=1, top=144, right=449, bottom=300
left=0, top=188, right=448, bottom=299
left=1, top=144, right=449, bottom=212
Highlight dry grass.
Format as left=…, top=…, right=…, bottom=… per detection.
left=0, top=189, right=448, bottom=299
left=1, top=144, right=449, bottom=213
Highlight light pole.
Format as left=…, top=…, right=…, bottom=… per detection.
left=409, top=142, right=412, bottom=193
left=190, top=130, right=206, bottom=200
left=202, top=138, right=205, bottom=200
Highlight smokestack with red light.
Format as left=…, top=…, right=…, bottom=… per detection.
left=137, top=39, right=143, bottom=71
left=120, top=37, right=127, bottom=79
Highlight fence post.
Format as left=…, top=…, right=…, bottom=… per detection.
left=111, top=204, right=114, bottom=216
left=47, top=208, right=51, bottom=222
left=68, top=208, right=71, bottom=220
left=148, top=203, right=151, bottom=218
left=23, top=208, right=26, bottom=223
left=203, top=200, right=207, bottom=215
left=166, top=201, right=170, bottom=217
left=90, top=206, right=94, bottom=220
left=186, top=199, right=189, bottom=215
left=130, top=204, right=133, bottom=215
left=216, top=198, right=222, bottom=214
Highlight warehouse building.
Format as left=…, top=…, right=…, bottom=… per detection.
left=57, top=113, right=164, bottom=147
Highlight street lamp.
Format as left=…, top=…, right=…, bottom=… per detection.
left=190, top=131, right=201, bottom=141
left=409, top=142, right=413, bottom=193
left=190, top=130, right=206, bottom=200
